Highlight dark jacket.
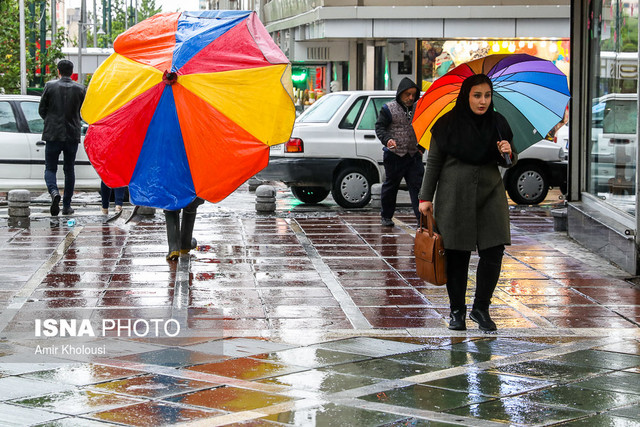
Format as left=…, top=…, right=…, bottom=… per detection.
left=39, top=76, right=86, bottom=143
left=375, top=77, right=422, bottom=154
left=418, top=134, right=518, bottom=251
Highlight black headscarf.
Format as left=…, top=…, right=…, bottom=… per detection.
left=431, top=74, right=513, bottom=165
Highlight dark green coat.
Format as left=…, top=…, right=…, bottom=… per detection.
left=418, top=137, right=518, bottom=251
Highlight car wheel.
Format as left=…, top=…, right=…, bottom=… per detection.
left=290, top=186, right=330, bottom=204
left=506, top=163, right=549, bottom=205
left=331, top=167, right=372, bottom=208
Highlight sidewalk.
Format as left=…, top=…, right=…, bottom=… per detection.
left=0, top=185, right=638, bottom=426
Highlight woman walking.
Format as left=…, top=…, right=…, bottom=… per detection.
left=418, top=74, right=517, bottom=331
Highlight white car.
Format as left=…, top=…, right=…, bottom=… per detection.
left=502, top=132, right=568, bottom=205
left=0, top=94, right=100, bottom=191
left=589, top=93, right=636, bottom=194
left=257, top=91, right=568, bottom=207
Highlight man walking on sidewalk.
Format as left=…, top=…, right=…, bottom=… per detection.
left=39, top=59, right=86, bottom=216
left=375, top=77, right=424, bottom=226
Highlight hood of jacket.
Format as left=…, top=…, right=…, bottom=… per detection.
left=395, top=77, right=420, bottom=108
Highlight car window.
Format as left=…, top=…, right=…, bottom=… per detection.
left=297, top=94, right=348, bottom=123
left=0, top=102, right=18, bottom=133
left=19, top=101, right=44, bottom=134
left=602, top=99, right=637, bottom=134
left=339, top=97, right=366, bottom=129
left=357, top=97, right=393, bottom=130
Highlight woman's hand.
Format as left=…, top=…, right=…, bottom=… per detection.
left=419, top=201, right=433, bottom=216
left=497, top=140, right=512, bottom=157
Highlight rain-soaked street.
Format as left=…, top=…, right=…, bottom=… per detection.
left=0, top=184, right=639, bottom=426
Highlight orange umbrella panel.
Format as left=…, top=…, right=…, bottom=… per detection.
left=82, top=10, right=295, bottom=210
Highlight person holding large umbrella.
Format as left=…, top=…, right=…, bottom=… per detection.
left=418, top=74, right=516, bottom=332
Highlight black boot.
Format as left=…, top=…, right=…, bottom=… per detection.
left=164, top=210, right=181, bottom=260
left=448, top=308, right=466, bottom=331
left=180, top=210, right=198, bottom=255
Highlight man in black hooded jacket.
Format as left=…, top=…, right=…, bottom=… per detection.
left=375, top=77, right=424, bottom=226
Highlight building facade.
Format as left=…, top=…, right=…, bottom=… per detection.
left=569, top=0, right=640, bottom=274
left=261, top=0, right=570, bottom=104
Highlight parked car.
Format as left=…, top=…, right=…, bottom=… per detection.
left=257, top=91, right=568, bottom=207
left=502, top=130, right=568, bottom=205
left=0, top=94, right=100, bottom=192
left=589, top=93, right=637, bottom=194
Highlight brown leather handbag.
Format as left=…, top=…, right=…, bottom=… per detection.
left=414, top=212, right=447, bottom=286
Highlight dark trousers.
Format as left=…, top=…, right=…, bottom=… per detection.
left=380, top=151, right=424, bottom=221
left=445, top=245, right=505, bottom=312
left=44, top=140, right=78, bottom=208
left=100, top=181, right=126, bottom=208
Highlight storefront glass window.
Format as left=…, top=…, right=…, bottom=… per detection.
left=587, top=0, right=639, bottom=217
left=420, top=39, right=570, bottom=88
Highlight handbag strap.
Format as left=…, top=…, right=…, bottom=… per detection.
left=419, top=212, right=437, bottom=237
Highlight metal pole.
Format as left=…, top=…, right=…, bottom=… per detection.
left=78, top=0, right=86, bottom=84
left=20, top=0, right=27, bottom=94
left=51, top=0, right=56, bottom=39
left=107, top=0, right=112, bottom=47
left=102, top=0, right=107, bottom=48
left=93, top=0, right=97, bottom=48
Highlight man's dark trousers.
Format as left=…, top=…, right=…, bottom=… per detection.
left=45, top=140, right=79, bottom=208
left=380, top=151, right=424, bottom=221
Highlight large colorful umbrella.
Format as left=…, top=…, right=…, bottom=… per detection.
left=81, top=10, right=295, bottom=210
left=412, top=53, right=570, bottom=152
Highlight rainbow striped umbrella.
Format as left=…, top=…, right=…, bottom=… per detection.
left=81, top=10, right=295, bottom=210
left=413, top=53, right=570, bottom=152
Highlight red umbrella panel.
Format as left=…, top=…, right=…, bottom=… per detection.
left=81, top=10, right=295, bottom=210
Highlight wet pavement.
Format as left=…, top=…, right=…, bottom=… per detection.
left=0, top=185, right=639, bottom=426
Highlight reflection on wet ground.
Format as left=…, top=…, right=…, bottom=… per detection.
left=0, top=187, right=638, bottom=425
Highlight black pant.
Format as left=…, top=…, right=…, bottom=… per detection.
left=44, top=140, right=78, bottom=208
left=380, top=151, right=424, bottom=221
left=445, top=245, right=504, bottom=312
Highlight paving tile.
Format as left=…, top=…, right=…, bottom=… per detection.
left=10, top=389, right=142, bottom=415
left=558, top=413, right=640, bottom=426
left=253, top=347, right=370, bottom=369
left=186, top=357, right=306, bottom=380
left=23, top=363, right=141, bottom=385
left=114, top=347, right=227, bottom=368
left=446, top=396, right=589, bottom=425
left=524, top=385, right=640, bottom=412
left=572, top=371, right=640, bottom=395
left=258, top=369, right=381, bottom=394
left=263, top=402, right=405, bottom=426
left=610, top=403, right=640, bottom=420
left=324, top=357, right=440, bottom=380
left=36, top=417, right=114, bottom=426
left=0, top=376, right=74, bottom=401
left=443, top=338, right=551, bottom=356
left=389, top=348, right=498, bottom=368
left=0, top=402, right=64, bottom=425
left=419, top=371, right=554, bottom=398
left=490, top=359, right=612, bottom=382
left=547, top=350, right=640, bottom=370
left=311, top=337, right=427, bottom=357
left=359, top=384, right=492, bottom=411
left=90, top=374, right=215, bottom=398
left=167, top=385, right=294, bottom=411
left=88, top=400, right=221, bottom=426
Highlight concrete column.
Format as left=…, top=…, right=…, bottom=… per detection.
left=364, top=41, right=375, bottom=90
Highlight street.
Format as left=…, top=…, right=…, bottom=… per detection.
left=0, top=184, right=638, bottom=426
